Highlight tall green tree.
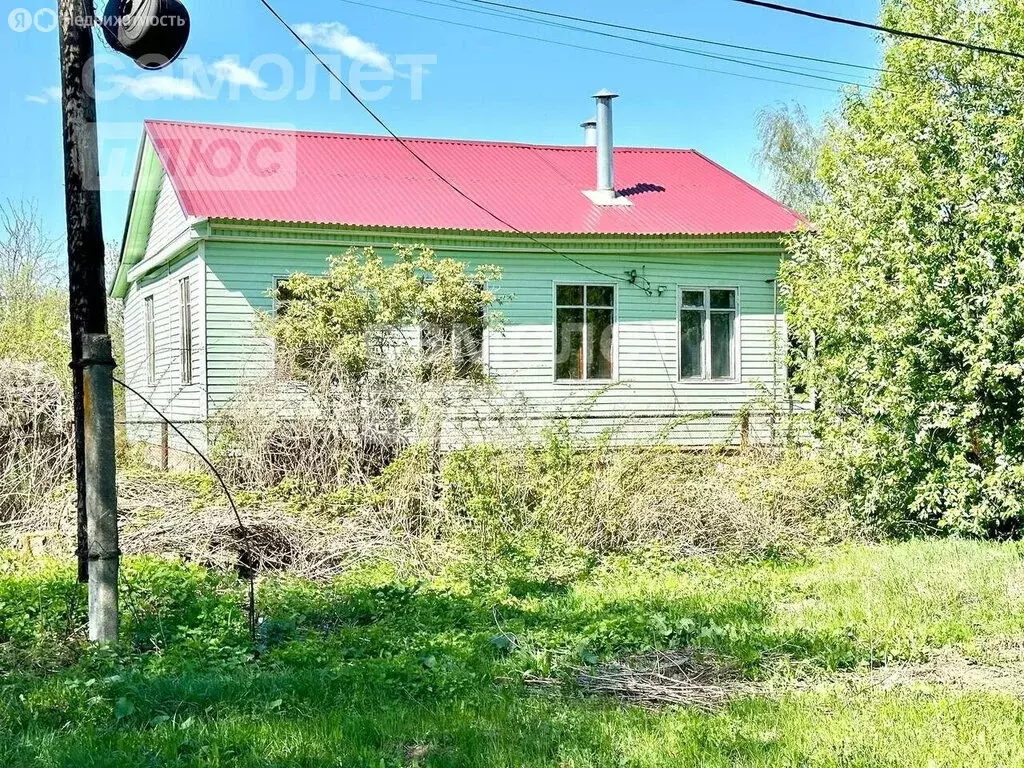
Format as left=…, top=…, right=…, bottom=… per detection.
left=0, top=201, right=69, bottom=388
left=783, top=0, right=1024, bottom=535
left=753, top=101, right=828, bottom=215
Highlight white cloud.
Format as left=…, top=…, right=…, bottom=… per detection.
left=105, top=58, right=265, bottom=101
left=25, top=86, right=61, bottom=105
left=210, top=57, right=266, bottom=89
left=109, top=74, right=209, bottom=100
left=294, top=22, right=391, bottom=73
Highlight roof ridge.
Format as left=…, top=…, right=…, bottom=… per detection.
left=139, top=120, right=803, bottom=237
left=143, top=119, right=697, bottom=154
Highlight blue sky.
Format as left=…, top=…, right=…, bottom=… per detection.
left=1, top=0, right=882, bottom=243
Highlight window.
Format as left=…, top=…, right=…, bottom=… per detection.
left=421, top=317, right=484, bottom=379
left=787, top=329, right=805, bottom=396
left=179, top=277, right=193, bottom=385
left=273, top=277, right=295, bottom=379
left=787, top=328, right=817, bottom=401
left=679, top=288, right=737, bottom=380
left=555, top=284, right=615, bottom=381
left=144, top=295, right=156, bottom=385
left=273, top=276, right=293, bottom=318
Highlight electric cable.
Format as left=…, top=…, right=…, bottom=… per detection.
left=259, top=0, right=646, bottom=291
left=113, top=375, right=258, bottom=642
left=731, top=0, right=1024, bottom=61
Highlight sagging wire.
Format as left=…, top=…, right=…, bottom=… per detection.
left=112, top=376, right=258, bottom=643
left=257, top=0, right=641, bottom=292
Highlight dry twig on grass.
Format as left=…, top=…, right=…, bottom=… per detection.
left=527, top=649, right=756, bottom=712
left=6, top=471, right=409, bottom=583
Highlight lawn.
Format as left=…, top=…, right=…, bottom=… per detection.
left=2, top=538, right=1024, bottom=767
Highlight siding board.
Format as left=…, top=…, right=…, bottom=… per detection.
left=122, top=247, right=208, bottom=453
left=144, top=173, right=189, bottom=261
left=201, top=232, right=788, bottom=445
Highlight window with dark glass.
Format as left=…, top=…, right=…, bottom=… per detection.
left=144, top=295, right=156, bottom=385
left=273, top=277, right=295, bottom=379
left=421, top=310, right=484, bottom=379
left=179, top=277, right=193, bottom=385
left=273, top=277, right=294, bottom=318
left=555, top=284, right=614, bottom=381
left=679, top=288, right=737, bottom=380
left=787, top=329, right=807, bottom=396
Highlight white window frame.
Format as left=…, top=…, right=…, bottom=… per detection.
left=677, top=286, right=740, bottom=383
left=144, top=294, right=156, bottom=386
left=552, top=281, right=618, bottom=384
left=178, top=276, right=193, bottom=385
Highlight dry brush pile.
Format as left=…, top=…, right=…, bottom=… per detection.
left=526, top=649, right=756, bottom=712
left=8, top=470, right=414, bottom=582
left=0, top=361, right=72, bottom=524
left=5, top=428, right=847, bottom=583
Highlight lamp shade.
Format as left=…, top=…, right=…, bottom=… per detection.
left=101, top=0, right=191, bottom=70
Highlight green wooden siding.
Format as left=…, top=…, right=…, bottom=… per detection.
left=145, top=173, right=190, bottom=261
left=201, top=225, right=787, bottom=445
left=122, top=246, right=208, bottom=451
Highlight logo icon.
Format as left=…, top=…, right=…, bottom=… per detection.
left=8, top=8, right=32, bottom=32
left=33, top=8, right=57, bottom=33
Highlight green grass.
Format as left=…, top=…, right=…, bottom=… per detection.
left=3, top=539, right=1024, bottom=767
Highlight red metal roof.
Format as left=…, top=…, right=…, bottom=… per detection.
left=144, top=120, right=803, bottom=237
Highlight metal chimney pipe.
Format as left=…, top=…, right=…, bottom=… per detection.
left=594, top=89, right=618, bottom=192
left=580, top=118, right=597, bottom=147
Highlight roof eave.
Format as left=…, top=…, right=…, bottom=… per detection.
left=110, top=130, right=163, bottom=298
left=204, top=217, right=799, bottom=240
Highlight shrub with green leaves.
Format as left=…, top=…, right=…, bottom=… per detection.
left=438, top=425, right=845, bottom=563
left=271, top=244, right=500, bottom=385
left=783, top=0, right=1024, bottom=536
left=216, top=245, right=502, bottom=490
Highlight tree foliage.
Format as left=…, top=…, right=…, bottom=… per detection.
left=0, top=201, right=69, bottom=389
left=753, top=101, right=829, bottom=215
left=783, top=0, right=1024, bottom=535
left=271, top=244, right=500, bottom=384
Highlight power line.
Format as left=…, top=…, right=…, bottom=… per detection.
left=335, top=0, right=870, bottom=94
left=114, top=375, right=258, bottom=641
left=464, top=0, right=888, bottom=74
left=352, top=0, right=839, bottom=91
left=403, top=0, right=887, bottom=90
left=258, top=0, right=648, bottom=291
left=445, top=0, right=988, bottom=95
left=731, top=0, right=1024, bottom=61
left=432, top=0, right=873, bottom=80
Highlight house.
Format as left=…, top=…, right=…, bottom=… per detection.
left=110, top=92, right=804, bottom=455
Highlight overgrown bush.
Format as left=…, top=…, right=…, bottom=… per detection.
left=0, top=201, right=76, bottom=525
left=219, top=426, right=848, bottom=571
left=783, top=0, right=1024, bottom=536
left=214, top=245, right=501, bottom=491
left=0, top=361, right=72, bottom=523
left=0, top=200, right=70, bottom=390
left=436, top=425, right=848, bottom=563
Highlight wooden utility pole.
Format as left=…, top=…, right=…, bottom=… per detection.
left=59, top=0, right=119, bottom=642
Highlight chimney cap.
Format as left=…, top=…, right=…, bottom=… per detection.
left=580, top=117, right=597, bottom=128
left=593, top=88, right=619, bottom=99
